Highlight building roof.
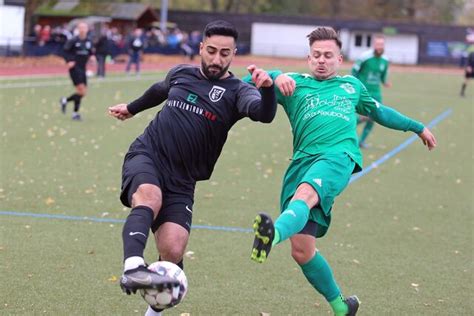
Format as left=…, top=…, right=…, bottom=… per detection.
left=4, top=0, right=27, bottom=6
left=35, top=0, right=157, bottom=21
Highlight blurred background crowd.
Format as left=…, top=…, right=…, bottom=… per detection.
left=26, top=22, right=202, bottom=62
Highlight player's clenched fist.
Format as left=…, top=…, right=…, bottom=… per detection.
left=108, top=103, right=134, bottom=121
left=247, top=64, right=273, bottom=89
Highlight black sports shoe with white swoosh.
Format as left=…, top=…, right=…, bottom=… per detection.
left=120, top=265, right=180, bottom=295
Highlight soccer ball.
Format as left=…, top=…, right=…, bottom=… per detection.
left=140, top=261, right=188, bottom=310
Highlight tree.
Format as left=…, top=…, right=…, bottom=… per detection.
left=24, top=0, right=48, bottom=39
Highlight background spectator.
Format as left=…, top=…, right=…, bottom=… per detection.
left=95, top=25, right=111, bottom=78
left=125, top=28, right=145, bottom=75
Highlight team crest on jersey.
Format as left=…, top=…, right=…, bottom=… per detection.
left=209, top=85, right=226, bottom=102
left=339, top=83, right=355, bottom=94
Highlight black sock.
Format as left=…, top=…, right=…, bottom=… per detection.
left=159, top=256, right=184, bottom=270
left=151, top=306, right=164, bottom=313
left=66, top=93, right=78, bottom=102
left=73, top=94, right=82, bottom=112
left=122, top=206, right=154, bottom=260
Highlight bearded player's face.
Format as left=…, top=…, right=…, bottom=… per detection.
left=374, top=38, right=385, bottom=56
left=199, top=35, right=237, bottom=80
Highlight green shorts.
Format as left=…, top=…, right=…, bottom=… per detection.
left=280, top=153, right=355, bottom=238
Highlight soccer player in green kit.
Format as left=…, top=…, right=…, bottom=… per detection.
left=352, top=36, right=391, bottom=148
left=245, top=27, right=437, bottom=315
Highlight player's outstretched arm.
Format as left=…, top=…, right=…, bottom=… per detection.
left=237, top=65, right=277, bottom=123
left=417, top=127, right=437, bottom=151
left=357, top=82, right=436, bottom=151
left=365, top=104, right=437, bottom=151
left=108, top=103, right=134, bottom=121
left=114, top=81, right=170, bottom=119
left=247, top=64, right=295, bottom=96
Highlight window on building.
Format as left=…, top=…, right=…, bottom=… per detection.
left=355, top=33, right=373, bottom=47
left=355, top=34, right=363, bottom=47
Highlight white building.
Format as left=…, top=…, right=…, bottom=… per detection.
left=0, top=2, right=25, bottom=55
left=251, top=23, right=419, bottom=65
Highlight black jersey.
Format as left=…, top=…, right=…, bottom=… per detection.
left=126, top=64, right=276, bottom=181
left=468, top=52, right=474, bottom=68
left=128, top=36, right=145, bottom=52
left=63, top=36, right=94, bottom=68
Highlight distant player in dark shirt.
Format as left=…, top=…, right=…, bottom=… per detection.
left=60, top=22, right=95, bottom=121
left=125, top=28, right=145, bottom=75
left=108, top=20, right=277, bottom=314
left=460, top=50, right=474, bottom=97
left=94, top=26, right=110, bottom=78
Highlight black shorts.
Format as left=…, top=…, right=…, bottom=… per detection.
left=298, top=220, right=327, bottom=238
left=120, top=150, right=196, bottom=233
left=465, top=70, right=474, bottom=79
left=69, top=67, right=87, bottom=86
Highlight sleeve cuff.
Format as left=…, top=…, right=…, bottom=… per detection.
left=126, top=103, right=138, bottom=115
left=410, top=121, right=425, bottom=134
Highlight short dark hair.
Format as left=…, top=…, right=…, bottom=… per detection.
left=307, top=27, right=342, bottom=49
left=203, top=20, right=238, bottom=41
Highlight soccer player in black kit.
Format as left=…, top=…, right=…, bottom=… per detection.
left=460, top=50, right=474, bottom=97
left=108, top=20, right=277, bottom=315
left=60, top=22, right=94, bottom=121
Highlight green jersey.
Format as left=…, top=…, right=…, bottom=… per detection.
left=351, top=50, right=389, bottom=100
left=243, top=71, right=424, bottom=173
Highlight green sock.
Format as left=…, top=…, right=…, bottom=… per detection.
left=273, top=200, right=309, bottom=244
left=359, top=120, right=374, bottom=144
left=300, top=252, right=347, bottom=315
left=330, top=295, right=349, bottom=316
left=272, top=229, right=280, bottom=246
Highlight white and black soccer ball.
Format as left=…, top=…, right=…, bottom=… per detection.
left=140, top=261, right=188, bottom=310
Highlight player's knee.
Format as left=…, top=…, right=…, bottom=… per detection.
left=291, top=247, right=313, bottom=265
left=293, top=183, right=319, bottom=208
left=132, top=184, right=162, bottom=213
left=76, top=85, right=86, bottom=96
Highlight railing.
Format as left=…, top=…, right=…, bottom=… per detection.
left=0, top=36, right=251, bottom=58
